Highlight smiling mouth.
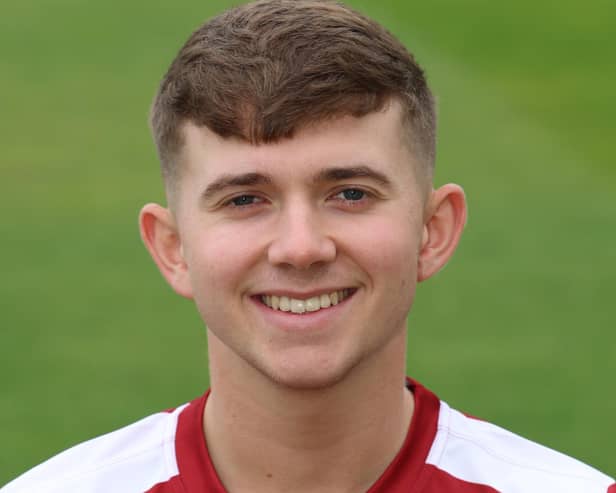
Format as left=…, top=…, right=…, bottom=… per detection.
left=260, top=289, right=354, bottom=314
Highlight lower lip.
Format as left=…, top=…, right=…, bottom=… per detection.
left=251, top=293, right=355, bottom=332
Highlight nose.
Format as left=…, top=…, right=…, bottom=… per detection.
left=267, top=203, right=336, bottom=269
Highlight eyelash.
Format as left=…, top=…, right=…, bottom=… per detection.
left=222, top=187, right=374, bottom=210
left=330, top=188, right=369, bottom=203
left=226, top=194, right=264, bottom=208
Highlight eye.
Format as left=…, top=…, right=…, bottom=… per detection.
left=335, top=188, right=366, bottom=201
left=328, top=187, right=376, bottom=210
left=227, top=194, right=263, bottom=207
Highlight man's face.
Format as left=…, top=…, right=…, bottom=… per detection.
left=172, top=105, right=428, bottom=389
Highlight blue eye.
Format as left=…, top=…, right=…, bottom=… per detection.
left=340, top=189, right=365, bottom=201
left=230, top=195, right=260, bottom=206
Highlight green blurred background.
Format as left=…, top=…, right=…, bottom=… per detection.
left=1, top=0, right=614, bottom=484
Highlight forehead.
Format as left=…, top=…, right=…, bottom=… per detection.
left=180, top=104, right=416, bottom=176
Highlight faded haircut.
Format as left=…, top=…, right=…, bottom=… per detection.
left=150, top=0, right=436, bottom=188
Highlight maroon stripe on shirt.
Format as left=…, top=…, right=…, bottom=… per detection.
left=607, top=483, right=616, bottom=492
left=367, top=379, right=441, bottom=491
left=144, top=475, right=183, bottom=493
left=174, top=391, right=228, bottom=492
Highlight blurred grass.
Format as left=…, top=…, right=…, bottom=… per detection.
left=1, top=0, right=614, bottom=484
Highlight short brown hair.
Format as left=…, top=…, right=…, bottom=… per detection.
left=150, top=0, right=436, bottom=186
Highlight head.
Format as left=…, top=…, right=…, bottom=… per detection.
left=150, top=0, right=437, bottom=204
left=141, top=0, right=466, bottom=391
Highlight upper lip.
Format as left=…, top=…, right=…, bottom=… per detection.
left=252, top=287, right=356, bottom=299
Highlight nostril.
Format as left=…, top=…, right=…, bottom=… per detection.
left=267, top=238, right=336, bottom=269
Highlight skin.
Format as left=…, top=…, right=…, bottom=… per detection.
left=140, top=102, right=467, bottom=493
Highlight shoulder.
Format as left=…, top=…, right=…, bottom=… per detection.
left=1, top=403, right=191, bottom=493
left=425, top=400, right=615, bottom=493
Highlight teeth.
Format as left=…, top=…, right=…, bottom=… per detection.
left=331, top=291, right=339, bottom=305
left=271, top=295, right=280, bottom=310
left=279, top=296, right=291, bottom=312
left=319, top=294, right=331, bottom=308
left=290, top=299, right=306, bottom=314
left=305, top=297, right=320, bottom=312
left=260, top=290, right=352, bottom=314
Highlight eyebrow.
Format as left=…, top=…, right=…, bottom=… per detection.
left=201, top=164, right=392, bottom=202
left=201, top=172, right=273, bottom=202
left=313, top=165, right=393, bottom=188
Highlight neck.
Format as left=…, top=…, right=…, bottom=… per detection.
left=203, top=331, right=413, bottom=493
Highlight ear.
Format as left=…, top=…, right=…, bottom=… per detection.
left=417, top=184, right=467, bottom=282
left=139, top=203, right=193, bottom=299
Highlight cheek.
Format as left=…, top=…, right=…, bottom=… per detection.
left=343, top=215, right=421, bottom=326
left=347, top=216, right=420, bottom=277
left=184, top=226, right=260, bottom=296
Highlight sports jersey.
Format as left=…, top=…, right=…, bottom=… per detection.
left=2, top=380, right=614, bottom=492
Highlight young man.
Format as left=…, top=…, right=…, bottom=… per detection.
left=2, top=1, right=614, bottom=492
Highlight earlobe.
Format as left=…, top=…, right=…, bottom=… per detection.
left=139, top=203, right=194, bottom=299
left=417, top=184, right=467, bottom=282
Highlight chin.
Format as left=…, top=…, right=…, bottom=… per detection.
left=257, top=354, right=361, bottom=392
